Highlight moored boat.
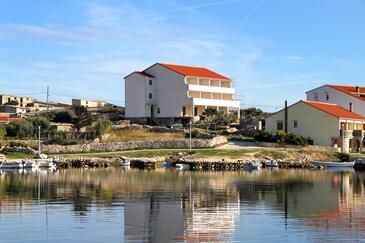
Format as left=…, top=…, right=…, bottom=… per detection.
left=23, top=160, right=39, bottom=169
left=37, top=159, right=57, bottom=169
left=309, top=160, right=355, bottom=168
left=175, top=163, right=190, bottom=170
left=0, top=161, right=24, bottom=169
left=264, top=160, right=278, bottom=168
left=244, top=160, right=262, bottom=171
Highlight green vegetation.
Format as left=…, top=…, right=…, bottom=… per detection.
left=5, top=116, right=52, bottom=139
left=254, top=131, right=309, bottom=146
left=4, top=100, right=19, bottom=106
left=241, top=107, right=266, bottom=119
left=90, top=117, right=112, bottom=140
left=199, top=107, right=238, bottom=127
left=72, top=105, right=92, bottom=133
left=50, top=111, right=73, bottom=123
left=2, top=152, right=37, bottom=160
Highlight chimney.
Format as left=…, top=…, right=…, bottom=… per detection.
left=356, top=86, right=360, bottom=95
left=349, top=102, right=353, bottom=112
left=284, top=100, right=288, bottom=133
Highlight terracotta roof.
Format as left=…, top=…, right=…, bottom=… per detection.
left=158, top=63, right=230, bottom=80
left=328, top=84, right=365, bottom=102
left=302, top=100, right=365, bottom=120
left=0, top=116, right=20, bottom=123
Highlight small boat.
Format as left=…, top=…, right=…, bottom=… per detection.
left=309, top=160, right=355, bottom=168
left=119, top=159, right=131, bottom=167
left=244, top=160, right=262, bottom=171
left=37, top=159, right=57, bottom=169
left=264, top=160, right=278, bottom=168
left=0, top=161, right=24, bottom=169
left=23, top=160, right=39, bottom=169
left=175, top=163, right=190, bottom=170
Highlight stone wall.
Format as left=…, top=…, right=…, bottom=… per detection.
left=41, top=136, right=228, bottom=154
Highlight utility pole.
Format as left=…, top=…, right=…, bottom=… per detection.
left=46, top=85, right=50, bottom=111
left=38, top=126, right=41, bottom=154
left=189, top=121, right=192, bottom=152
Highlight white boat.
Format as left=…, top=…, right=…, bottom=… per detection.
left=0, top=161, right=24, bottom=169
left=23, top=160, right=39, bottom=169
left=37, top=159, right=57, bottom=169
left=119, top=159, right=131, bottom=167
left=244, top=160, right=262, bottom=171
left=175, top=163, right=190, bottom=170
left=309, top=160, right=355, bottom=168
left=264, top=160, right=278, bottom=168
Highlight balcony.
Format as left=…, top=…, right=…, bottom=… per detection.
left=191, top=98, right=240, bottom=108
left=188, top=84, right=234, bottom=94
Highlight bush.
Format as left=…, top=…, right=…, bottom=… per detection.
left=336, top=152, right=350, bottom=162
left=90, top=117, right=112, bottom=140
left=254, top=131, right=308, bottom=146
left=254, top=131, right=275, bottom=143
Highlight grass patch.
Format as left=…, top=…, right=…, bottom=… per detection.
left=2, top=152, right=37, bottom=160
left=102, top=127, right=186, bottom=142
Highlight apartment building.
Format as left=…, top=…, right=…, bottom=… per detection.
left=124, top=63, right=240, bottom=121
left=0, top=94, right=33, bottom=108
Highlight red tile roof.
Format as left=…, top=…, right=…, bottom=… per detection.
left=0, top=116, right=20, bottom=123
left=158, top=63, right=230, bottom=80
left=302, top=100, right=365, bottom=120
left=328, top=84, right=365, bottom=102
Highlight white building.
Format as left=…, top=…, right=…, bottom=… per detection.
left=306, top=84, right=365, bottom=117
left=265, top=100, right=365, bottom=152
left=124, top=63, right=240, bottom=121
left=72, top=99, right=106, bottom=108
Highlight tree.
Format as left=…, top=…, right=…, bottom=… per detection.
left=52, top=111, right=72, bottom=123
left=200, top=108, right=218, bottom=121
left=91, top=117, right=112, bottom=140
left=4, top=100, right=19, bottom=106
left=242, top=107, right=265, bottom=119
left=72, top=105, right=92, bottom=133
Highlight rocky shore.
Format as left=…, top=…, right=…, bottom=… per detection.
left=54, top=152, right=312, bottom=170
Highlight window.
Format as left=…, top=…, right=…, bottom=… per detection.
left=277, top=120, right=283, bottom=131
left=314, top=93, right=319, bottom=101
left=325, top=93, right=329, bottom=101
left=149, top=93, right=152, bottom=99
left=149, top=79, right=152, bottom=86
left=194, top=107, right=198, bottom=117
left=293, top=120, right=298, bottom=128
left=157, top=107, right=160, bottom=114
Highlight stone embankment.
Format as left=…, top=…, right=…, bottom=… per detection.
left=42, top=136, right=228, bottom=154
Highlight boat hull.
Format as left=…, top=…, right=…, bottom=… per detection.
left=309, top=161, right=355, bottom=168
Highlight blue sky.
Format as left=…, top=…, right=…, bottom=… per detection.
left=1, top=0, right=365, bottom=111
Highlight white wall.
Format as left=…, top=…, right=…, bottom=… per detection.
left=144, top=64, right=191, bottom=117
left=265, top=101, right=340, bottom=146
left=125, top=73, right=148, bottom=118
left=306, top=85, right=365, bottom=116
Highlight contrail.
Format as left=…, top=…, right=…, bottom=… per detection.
left=237, top=0, right=265, bottom=29
left=151, top=0, right=241, bottom=16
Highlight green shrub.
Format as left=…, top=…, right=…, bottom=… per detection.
left=254, top=131, right=308, bottom=146
left=335, top=152, right=350, bottom=162
left=254, top=131, right=275, bottom=142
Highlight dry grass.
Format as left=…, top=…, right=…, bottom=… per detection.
left=101, top=128, right=186, bottom=142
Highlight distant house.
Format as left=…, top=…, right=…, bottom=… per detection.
left=265, top=100, right=365, bottom=152
left=72, top=99, right=106, bottom=108
left=0, top=115, right=21, bottom=124
left=0, top=105, right=26, bottom=114
left=50, top=123, right=73, bottom=132
left=306, top=84, right=365, bottom=117
left=0, top=94, right=33, bottom=108
left=124, top=63, right=240, bottom=122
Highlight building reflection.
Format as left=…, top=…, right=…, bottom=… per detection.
left=0, top=169, right=365, bottom=241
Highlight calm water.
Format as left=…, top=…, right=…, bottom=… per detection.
left=0, top=168, right=365, bottom=242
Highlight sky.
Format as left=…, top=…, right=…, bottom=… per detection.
left=1, top=0, right=365, bottom=111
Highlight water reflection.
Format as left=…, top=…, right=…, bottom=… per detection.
left=0, top=168, right=365, bottom=242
